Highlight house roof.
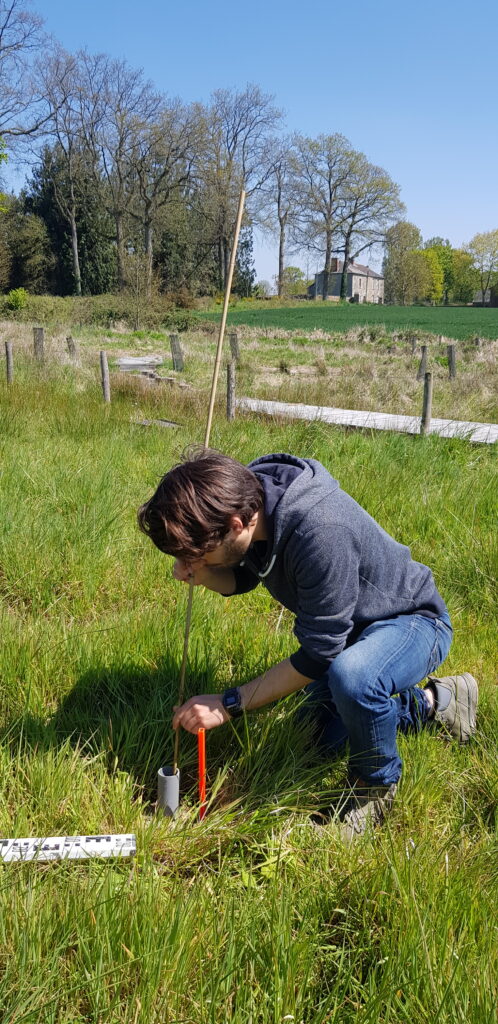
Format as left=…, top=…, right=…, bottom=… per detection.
left=316, top=262, right=384, bottom=280
left=334, top=260, right=383, bottom=280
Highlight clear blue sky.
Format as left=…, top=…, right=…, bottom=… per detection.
left=11, top=0, right=498, bottom=283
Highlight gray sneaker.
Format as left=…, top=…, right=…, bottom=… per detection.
left=339, top=781, right=398, bottom=842
left=427, top=673, right=478, bottom=742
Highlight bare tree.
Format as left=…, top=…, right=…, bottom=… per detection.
left=256, top=137, right=299, bottom=297
left=291, top=133, right=356, bottom=300
left=196, top=84, right=282, bottom=289
left=35, top=48, right=85, bottom=293
left=129, top=99, right=198, bottom=296
left=336, top=155, right=404, bottom=298
left=77, top=51, right=163, bottom=290
left=0, top=0, right=49, bottom=138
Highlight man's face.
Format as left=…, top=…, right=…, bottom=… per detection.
left=184, top=513, right=258, bottom=573
left=191, top=528, right=252, bottom=571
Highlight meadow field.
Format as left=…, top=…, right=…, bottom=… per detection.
left=6, top=316, right=495, bottom=423
left=0, top=333, right=496, bottom=1022
left=201, top=302, right=498, bottom=341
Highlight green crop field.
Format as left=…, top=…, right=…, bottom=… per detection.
left=201, top=302, right=498, bottom=340
left=0, top=349, right=497, bottom=1022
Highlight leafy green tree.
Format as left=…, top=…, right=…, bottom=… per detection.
left=232, top=226, right=256, bottom=297
left=420, top=248, right=444, bottom=304
left=424, top=239, right=454, bottom=304
left=254, top=279, right=272, bottom=297
left=275, top=265, right=308, bottom=297
left=26, top=146, right=116, bottom=294
left=154, top=197, right=218, bottom=296
left=383, top=221, right=423, bottom=304
left=451, top=249, right=477, bottom=303
left=466, top=229, right=498, bottom=305
left=3, top=194, right=54, bottom=292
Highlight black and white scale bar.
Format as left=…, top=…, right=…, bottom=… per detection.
left=0, top=833, right=136, bottom=863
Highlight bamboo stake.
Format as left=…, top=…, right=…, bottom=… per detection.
left=203, top=189, right=246, bottom=448
left=172, top=189, right=246, bottom=782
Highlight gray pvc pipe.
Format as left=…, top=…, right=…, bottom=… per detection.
left=157, top=766, right=180, bottom=816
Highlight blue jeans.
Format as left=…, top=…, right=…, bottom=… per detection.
left=302, top=612, right=453, bottom=787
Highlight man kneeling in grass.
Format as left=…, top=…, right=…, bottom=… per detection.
left=138, top=449, right=478, bottom=839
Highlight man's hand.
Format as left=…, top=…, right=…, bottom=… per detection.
left=173, top=558, right=208, bottom=586
left=172, top=558, right=236, bottom=596
left=173, top=694, right=230, bottom=733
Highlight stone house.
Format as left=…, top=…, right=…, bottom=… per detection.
left=309, top=259, right=384, bottom=302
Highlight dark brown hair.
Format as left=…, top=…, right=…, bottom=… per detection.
left=137, top=448, right=264, bottom=559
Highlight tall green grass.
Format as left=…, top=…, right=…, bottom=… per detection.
left=0, top=365, right=496, bottom=1022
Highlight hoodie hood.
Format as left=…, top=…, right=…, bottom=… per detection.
left=245, top=453, right=340, bottom=576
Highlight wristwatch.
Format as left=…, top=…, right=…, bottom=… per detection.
left=222, top=687, right=244, bottom=719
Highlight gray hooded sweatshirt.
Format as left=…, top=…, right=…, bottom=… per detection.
left=231, top=453, right=447, bottom=679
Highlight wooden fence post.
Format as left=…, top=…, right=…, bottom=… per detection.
left=5, top=341, right=13, bottom=384
left=227, top=360, right=236, bottom=421
left=447, top=343, right=456, bottom=379
left=33, top=327, right=44, bottom=363
left=417, top=344, right=427, bottom=381
left=420, top=371, right=433, bottom=435
left=100, top=350, right=111, bottom=403
left=229, top=330, right=240, bottom=362
left=169, top=333, right=184, bottom=371
left=67, top=335, right=77, bottom=360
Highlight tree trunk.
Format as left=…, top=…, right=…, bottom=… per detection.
left=278, top=218, right=285, bottom=297
left=321, top=231, right=332, bottom=300
left=144, top=218, right=153, bottom=299
left=69, top=211, right=82, bottom=297
left=340, top=238, right=351, bottom=300
left=116, top=213, right=125, bottom=291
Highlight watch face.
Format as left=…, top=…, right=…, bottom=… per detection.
left=223, top=688, right=242, bottom=715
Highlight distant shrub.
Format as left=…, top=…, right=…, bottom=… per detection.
left=5, top=287, right=28, bottom=311
left=0, top=292, right=196, bottom=331
left=164, top=286, right=195, bottom=309
left=161, top=310, right=196, bottom=332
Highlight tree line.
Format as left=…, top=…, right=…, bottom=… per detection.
left=383, top=222, right=498, bottom=307
left=0, top=1, right=497, bottom=306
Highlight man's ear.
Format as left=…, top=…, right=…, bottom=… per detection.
left=229, top=514, right=245, bottom=534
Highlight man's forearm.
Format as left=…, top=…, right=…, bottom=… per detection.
left=172, top=657, right=313, bottom=733
left=240, top=658, right=312, bottom=710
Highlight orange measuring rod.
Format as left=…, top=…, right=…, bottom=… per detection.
left=197, top=728, right=206, bottom=820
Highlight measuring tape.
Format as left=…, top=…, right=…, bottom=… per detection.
left=0, top=833, right=136, bottom=863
